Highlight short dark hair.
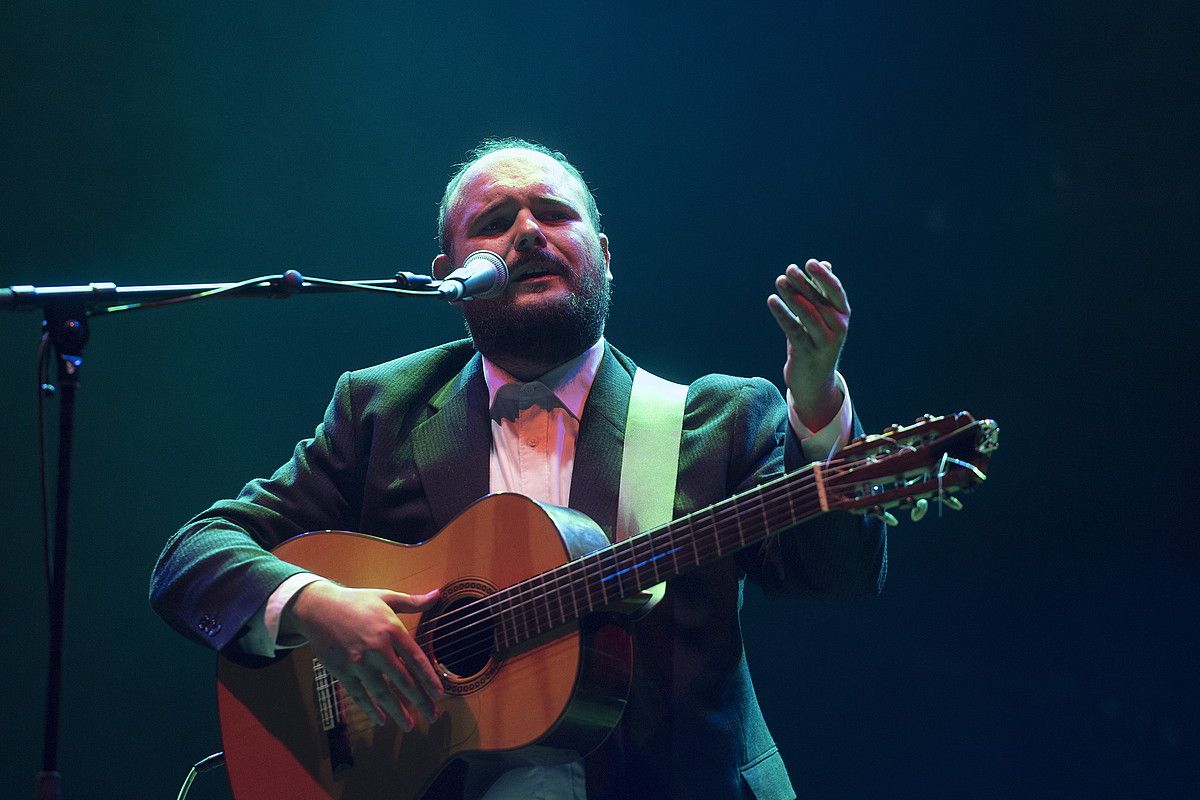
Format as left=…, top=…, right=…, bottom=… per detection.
left=437, top=137, right=602, bottom=257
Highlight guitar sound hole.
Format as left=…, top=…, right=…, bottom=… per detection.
left=433, top=597, right=493, bottom=677
left=419, top=581, right=502, bottom=693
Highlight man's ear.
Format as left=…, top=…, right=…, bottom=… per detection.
left=599, top=233, right=613, bottom=281
left=432, top=253, right=452, bottom=279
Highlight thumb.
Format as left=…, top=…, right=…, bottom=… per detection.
left=381, top=588, right=441, bottom=612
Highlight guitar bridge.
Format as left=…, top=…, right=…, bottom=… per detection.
left=313, top=658, right=355, bottom=774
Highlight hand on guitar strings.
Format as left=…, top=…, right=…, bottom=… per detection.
left=767, top=258, right=850, bottom=432
left=281, top=580, right=448, bottom=729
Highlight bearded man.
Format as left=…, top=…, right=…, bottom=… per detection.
left=151, top=138, right=886, bottom=799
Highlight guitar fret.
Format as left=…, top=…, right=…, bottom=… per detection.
left=539, top=575, right=552, bottom=633
left=519, top=593, right=530, bottom=642
left=568, top=562, right=580, bottom=620
left=628, top=535, right=643, bottom=592
left=588, top=552, right=603, bottom=607
left=734, top=501, right=744, bottom=551
left=668, top=522, right=681, bottom=577
left=582, top=555, right=594, bottom=610
left=554, top=569, right=566, bottom=626
left=650, top=534, right=662, bottom=584
left=506, top=596, right=518, bottom=650
left=612, top=546, right=625, bottom=598
left=716, top=506, right=727, bottom=558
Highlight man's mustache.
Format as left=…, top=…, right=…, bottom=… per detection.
left=511, top=250, right=570, bottom=276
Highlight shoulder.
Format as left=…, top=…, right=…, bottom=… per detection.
left=685, top=372, right=785, bottom=419
left=683, top=374, right=787, bottom=449
left=336, top=339, right=477, bottom=413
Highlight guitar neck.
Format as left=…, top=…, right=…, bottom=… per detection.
left=475, top=412, right=995, bottom=653
left=490, top=463, right=826, bottom=650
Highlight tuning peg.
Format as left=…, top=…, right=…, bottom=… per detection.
left=941, top=495, right=964, bottom=511
left=910, top=498, right=929, bottom=522
left=869, top=509, right=900, bottom=527
left=914, top=413, right=936, bottom=423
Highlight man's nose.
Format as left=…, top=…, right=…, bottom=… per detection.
left=514, top=212, right=546, bottom=251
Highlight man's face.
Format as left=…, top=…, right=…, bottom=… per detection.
left=434, top=148, right=612, bottom=370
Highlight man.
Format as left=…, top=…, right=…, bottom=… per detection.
left=151, top=138, right=886, bottom=799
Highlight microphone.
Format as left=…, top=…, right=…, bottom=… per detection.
left=437, top=250, right=509, bottom=301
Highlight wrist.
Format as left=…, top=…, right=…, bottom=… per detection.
left=790, top=377, right=842, bottom=432
left=280, top=578, right=335, bottom=639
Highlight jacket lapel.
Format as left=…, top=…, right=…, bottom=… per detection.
left=569, top=344, right=635, bottom=541
left=411, top=352, right=491, bottom=529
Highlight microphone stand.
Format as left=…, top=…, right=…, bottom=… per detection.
left=4, top=270, right=442, bottom=800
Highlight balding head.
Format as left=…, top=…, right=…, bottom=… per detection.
left=438, top=138, right=601, bottom=260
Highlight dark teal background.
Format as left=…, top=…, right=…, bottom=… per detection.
left=2, top=2, right=1196, bottom=797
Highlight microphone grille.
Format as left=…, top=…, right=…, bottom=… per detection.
left=462, top=250, right=508, bottom=299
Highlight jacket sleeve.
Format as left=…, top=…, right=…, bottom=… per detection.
left=148, top=371, right=364, bottom=653
left=728, top=377, right=888, bottom=598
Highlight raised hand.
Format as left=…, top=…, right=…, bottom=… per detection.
left=767, top=259, right=850, bottom=431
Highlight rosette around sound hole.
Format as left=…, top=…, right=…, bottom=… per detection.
left=419, top=578, right=501, bottom=694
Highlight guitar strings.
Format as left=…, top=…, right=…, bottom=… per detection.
left=416, top=456, right=869, bottom=665
left=325, top=424, right=978, bottom=724
left=416, top=490, right=833, bottom=670
left=416, top=467, right=839, bottom=667
left=416, top=424, right=976, bottom=669
left=420, top=461, right=831, bottom=642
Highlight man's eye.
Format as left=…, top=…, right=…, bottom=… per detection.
left=479, top=219, right=505, bottom=233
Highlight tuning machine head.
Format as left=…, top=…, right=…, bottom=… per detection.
left=909, top=497, right=929, bottom=522
left=867, top=507, right=900, bottom=527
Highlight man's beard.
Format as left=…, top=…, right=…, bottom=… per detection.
left=460, top=250, right=611, bottom=375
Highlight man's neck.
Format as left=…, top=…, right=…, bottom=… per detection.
left=482, top=347, right=584, bottom=382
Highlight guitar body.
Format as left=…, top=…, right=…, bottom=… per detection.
left=217, top=494, right=636, bottom=800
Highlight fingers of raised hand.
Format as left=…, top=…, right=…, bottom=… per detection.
left=767, top=291, right=814, bottom=346
left=772, top=262, right=849, bottom=341
left=799, top=260, right=850, bottom=315
left=782, top=261, right=849, bottom=318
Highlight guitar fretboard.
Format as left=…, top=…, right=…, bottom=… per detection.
left=485, top=461, right=828, bottom=649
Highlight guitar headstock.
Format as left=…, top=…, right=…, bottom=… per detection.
left=822, top=412, right=998, bottom=525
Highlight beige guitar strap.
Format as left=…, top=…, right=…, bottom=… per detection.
left=615, top=366, right=689, bottom=542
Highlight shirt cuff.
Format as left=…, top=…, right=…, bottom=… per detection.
left=787, top=371, right=854, bottom=463
left=238, top=572, right=328, bottom=658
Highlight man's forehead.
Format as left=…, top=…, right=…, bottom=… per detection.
left=453, top=149, right=586, bottom=212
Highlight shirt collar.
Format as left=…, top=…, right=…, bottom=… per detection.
left=482, top=337, right=606, bottom=421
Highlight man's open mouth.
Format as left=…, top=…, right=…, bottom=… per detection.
left=511, top=264, right=561, bottom=283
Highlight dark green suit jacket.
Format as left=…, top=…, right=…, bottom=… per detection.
left=151, top=339, right=886, bottom=799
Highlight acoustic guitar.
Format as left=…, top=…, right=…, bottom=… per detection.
left=217, top=411, right=998, bottom=799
